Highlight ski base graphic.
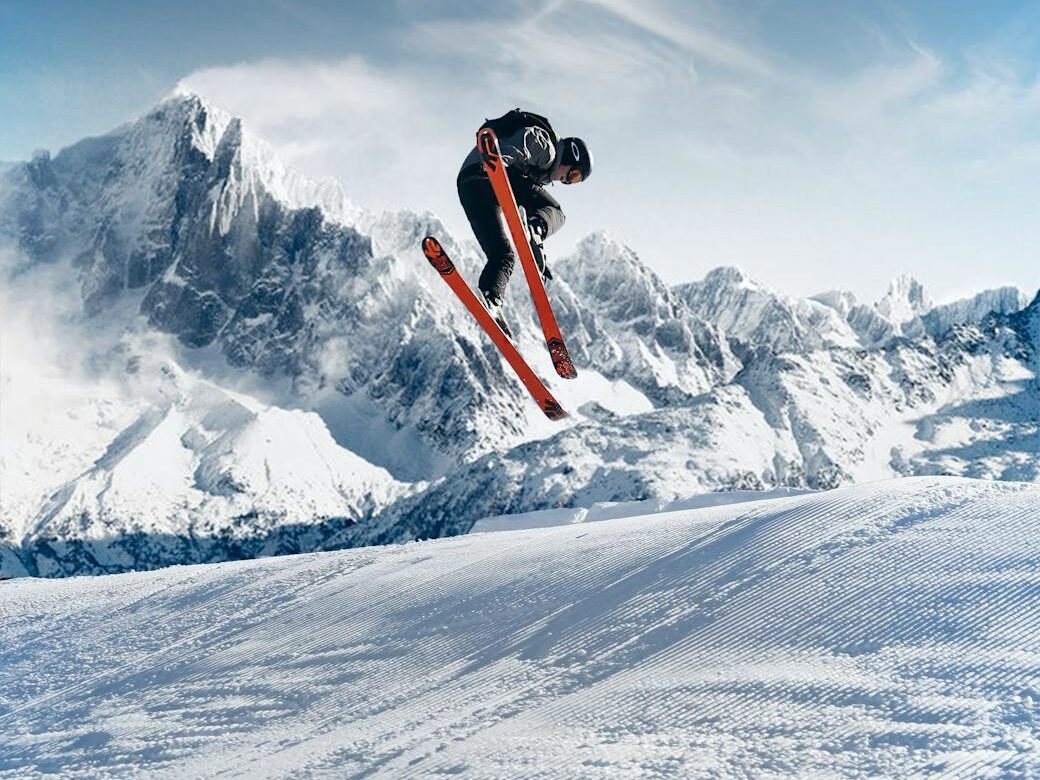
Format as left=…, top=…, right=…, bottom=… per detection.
left=422, top=236, right=567, bottom=421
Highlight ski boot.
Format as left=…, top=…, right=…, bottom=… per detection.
left=480, top=289, right=514, bottom=340
left=519, top=208, right=552, bottom=282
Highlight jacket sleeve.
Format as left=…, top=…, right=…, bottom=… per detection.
left=499, top=127, right=557, bottom=180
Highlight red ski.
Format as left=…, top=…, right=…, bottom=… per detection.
left=477, top=128, right=578, bottom=380
left=422, top=236, right=567, bottom=421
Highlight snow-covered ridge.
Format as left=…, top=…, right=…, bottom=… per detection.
left=2, top=477, right=1037, bottom=777
left=99, top=92, right=358, bottom=225
left=680, top=264, right=1030, bottom=352
left=921, top=286, right=1029, bottom=337
left=675, top=265, right=860, bottom=351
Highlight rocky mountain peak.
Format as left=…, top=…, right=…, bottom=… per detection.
left=701, top=265, right=754, bottom=288
left=560, top=231, right=680, bottom=325
left=877, top=274, right=932, bottom=324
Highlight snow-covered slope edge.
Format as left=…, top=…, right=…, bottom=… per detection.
left=2, top=477, right=1037, bottom=779
left=469, top=486, right=816, bottom=532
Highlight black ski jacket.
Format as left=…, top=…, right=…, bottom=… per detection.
left=458, top=126, right=558, bottom=185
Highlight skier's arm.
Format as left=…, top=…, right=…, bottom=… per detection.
left=499, top=127, right=556, bottom=179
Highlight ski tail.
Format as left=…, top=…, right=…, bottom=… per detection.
left=422, top=236, right=567, bottom=421
left=477, top=128, right=578, bottom=380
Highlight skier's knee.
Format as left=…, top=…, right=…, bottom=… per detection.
left=538, top=207, right=565, bottom=237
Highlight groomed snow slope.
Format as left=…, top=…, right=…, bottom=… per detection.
left=1, top=477, right=1038, bottom=779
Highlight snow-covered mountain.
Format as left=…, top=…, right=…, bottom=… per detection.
left=1, top=93, right=1036, bottom=578
left=675, top=266, right=861, bottom=352
left=3, top=478, right=1038, bottom=778
left=358, top=306, right=1037, bottom=547
left=16, top=357, right=403, bottom=579
left=679, top=266, right=1030, bottom=352
left=2, top=94, right=574, bottom=467
left=553, top=233, right=739, bottom=404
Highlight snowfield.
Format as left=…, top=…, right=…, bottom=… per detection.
left=2, top=476, right=1039, bottom=779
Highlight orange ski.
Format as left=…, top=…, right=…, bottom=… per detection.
left=422, top=236, right=567, bottom=421
left=476, top=128, right=578, bottom=380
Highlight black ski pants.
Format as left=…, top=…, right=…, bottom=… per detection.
left=457, top=167, right=565, bottom=300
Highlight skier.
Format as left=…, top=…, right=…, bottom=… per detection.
left=457, top=109, right=592, bottom=337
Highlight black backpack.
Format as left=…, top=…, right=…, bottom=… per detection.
left=480, top=109, right=559, bottom=147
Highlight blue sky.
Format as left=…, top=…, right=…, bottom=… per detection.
left=3, top=0, right=1039, bottom=302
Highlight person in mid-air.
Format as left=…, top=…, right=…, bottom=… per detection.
left=457, top=109, right=592, bottom=337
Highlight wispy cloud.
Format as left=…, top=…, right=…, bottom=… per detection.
left=583, top=0, right=772, bottom=78
left=177, top=57, right=454, bottom=210
left=179, top=56, right=415, bottom=127
left=404, top=4, right=695, bottom=121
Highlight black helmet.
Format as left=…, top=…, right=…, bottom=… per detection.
left=559, top=137, right=592, bottom=182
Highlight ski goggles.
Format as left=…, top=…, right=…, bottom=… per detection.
left=562, top=166, right=584, bottom=185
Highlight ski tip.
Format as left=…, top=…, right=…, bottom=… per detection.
left=421, top=236, right=454, bottom=276
left=554, top=361, right=578, bottom=380
left=546, top=338, right=578, bottom=379
left=541, top=399, right=568, bottom=421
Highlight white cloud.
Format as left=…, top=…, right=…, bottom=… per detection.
left=178, top=56, right=416, bottom=131
left=177, top=56, right=464, bottom=217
